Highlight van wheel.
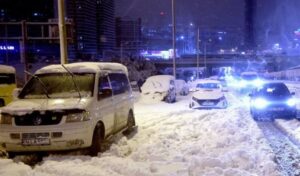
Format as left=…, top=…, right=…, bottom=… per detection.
left=0, top=99, right=4, bottom=107
left=90, top=123, right=104, bottom=156
left=124, top=111, right=135, bottom=135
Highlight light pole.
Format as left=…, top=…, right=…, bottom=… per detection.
left=58, top=0, right=68, bottom=64
left=196, top=28, right=200, bottom=79
left=172, top=0, right=176, bottom=78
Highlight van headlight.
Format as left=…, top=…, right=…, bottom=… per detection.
left=0, top=113, right=13, bottom=125
left=66, top=111, right=90, bottom=123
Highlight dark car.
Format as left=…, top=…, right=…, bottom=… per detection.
left=249, top=82, right=297, bottom=121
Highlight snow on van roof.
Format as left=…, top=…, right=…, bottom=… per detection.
left=0, top=65, right=15, bottom=74
left=35, top=62, right=128, bottom=75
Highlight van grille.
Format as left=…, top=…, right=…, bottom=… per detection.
left=14, top=112, right=63, bottom=126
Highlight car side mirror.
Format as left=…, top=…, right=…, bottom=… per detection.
left=98, top=88, right=112, bottom=100
left=13, top=88, right=21, bottom=100
left=291, top=92, right=296, bottom=96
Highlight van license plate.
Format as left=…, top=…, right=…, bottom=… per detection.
left=22, top=138, right=50, bottom=146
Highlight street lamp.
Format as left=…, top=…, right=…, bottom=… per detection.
left=172, top=0, right=176, bottom=78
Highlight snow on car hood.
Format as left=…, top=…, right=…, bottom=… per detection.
left=192, top=89, right=224, bottom=100
left=141, top=81, right=168, bottom=94
left=1, top=98, right=92, bottom=115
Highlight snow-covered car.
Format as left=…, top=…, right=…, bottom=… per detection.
left=0, top=62, right=136, bottom=157
left=175, top=79, right=189, bottom=96
left=141, top=75, right=176, bottom=103
left=238, top=72, right=263, bottom=93
left=249, top=82, right=297, bottom=121
left=189, top=80, right=228, bottom=109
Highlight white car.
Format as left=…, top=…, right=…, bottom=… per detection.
left=141, top=75, right=176, bottom=103
left=189, top=80, right=228, bottom=109
left=175, top=79, right=189, bottom=96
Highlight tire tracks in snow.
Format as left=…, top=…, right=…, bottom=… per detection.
left=257, top=122, right=300, bottom=176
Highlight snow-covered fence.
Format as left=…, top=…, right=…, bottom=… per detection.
left=264, top=67, right=300, bottom=81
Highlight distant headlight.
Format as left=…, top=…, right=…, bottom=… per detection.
left=287, top=99, right=296, bottom=107
left=254, top=79, right=263, bottom=86
left=66, top=111, right=90, bottom=123
left=240, top=80, right=247, bottom=87
left=0, top=113, right=13, bottom=125
left=253, top=98, right=269, bottom=109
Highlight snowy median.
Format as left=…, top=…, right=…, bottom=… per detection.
left=0, top=94, right=280, bottom=176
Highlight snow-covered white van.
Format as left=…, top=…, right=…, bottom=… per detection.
left=0, top=62, right=135, bottom=156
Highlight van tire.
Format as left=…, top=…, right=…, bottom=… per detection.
left=89, top=123, right=105, bottom=156
left=125, top=111, right=135, bottom=134
left=0, top=99, right=4, bottom=107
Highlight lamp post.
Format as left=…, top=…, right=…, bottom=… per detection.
left=172, top=0, right=176, bottom=78
left=196, top=27, right=200, bottom=79
left=58, top=0, right=68, bottom=64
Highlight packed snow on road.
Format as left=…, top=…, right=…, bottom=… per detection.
left=0, top=91, right=282, bottom=176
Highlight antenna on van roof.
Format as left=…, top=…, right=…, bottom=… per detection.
left=61, top=65, right=82, bottom=99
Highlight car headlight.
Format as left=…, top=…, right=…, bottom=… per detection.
left=66, top=111, right=90, bottom=123
left=254, top=79, right=263, bottom=86
left=287, top=99, right=296, bottom=107
left=253, top=98, right=269, bottom=109
left=0, top=113, right=13, bottom=125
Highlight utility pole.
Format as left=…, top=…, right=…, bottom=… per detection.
left=20, top=20, right=28, bottom=81
left=196, top=27, right=200, bottom=79
left=172, top=0, right=176, bottom=78
left=58, top=0, right=68, bottom=64
left=204, top=41, right=207, bottom=77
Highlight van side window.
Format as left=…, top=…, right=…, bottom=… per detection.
left=108, top=73, right=130, bottom=95
left=98, top=75, right=112, bottom=100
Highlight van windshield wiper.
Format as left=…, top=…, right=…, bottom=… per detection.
left=61, top=65, right=82, bottom=99
left=25, top=71, right=50, bottom=98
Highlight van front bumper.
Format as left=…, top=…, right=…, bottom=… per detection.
left=0, top=122, right=93, bottom=152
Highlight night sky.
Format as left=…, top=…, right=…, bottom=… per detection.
left=116, top=0, right=245, bottom=28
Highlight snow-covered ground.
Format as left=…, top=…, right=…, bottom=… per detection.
left=0, top=92, right=280, bottom=176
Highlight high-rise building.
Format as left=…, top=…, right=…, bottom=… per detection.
left=115, top=17, right=142, bottom=56
left=0, top=0, right=116, bottom=63
left=244, top=0, right=256, bottom=50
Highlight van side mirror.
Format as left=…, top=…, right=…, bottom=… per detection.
left=13, top=88, right=21, bottom=100
left=291, top=92, right=296, bottom=96
left=98, top=88, right=112, bottom=100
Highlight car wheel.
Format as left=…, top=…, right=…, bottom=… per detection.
left=165, top=95, right=172, bottom=103
left=90, top=123, right=105, bottom=156
left=124, top=111, right=135, bottom=135
left=222, top=100, right=228, bottom=109
left=252, top=112, right=260, bottom=121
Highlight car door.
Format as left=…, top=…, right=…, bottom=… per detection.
left=97, top=74, right=115, bottom=136
left=109, top=73, right=130, bottom=131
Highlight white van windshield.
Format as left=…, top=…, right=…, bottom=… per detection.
left=19, top=73, right=95, bottom=99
